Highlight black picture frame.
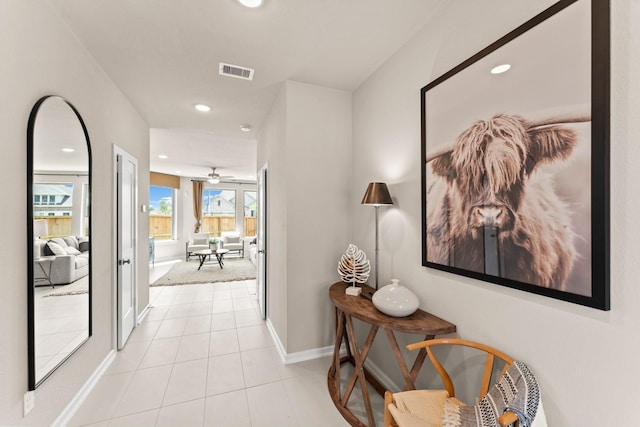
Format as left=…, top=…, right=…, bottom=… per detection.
left=421, top=0, right=609, bottom=310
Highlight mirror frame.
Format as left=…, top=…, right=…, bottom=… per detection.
left=27, top=95, right=93, bottom=390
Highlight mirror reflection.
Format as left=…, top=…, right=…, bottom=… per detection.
left=28, top=96, right=91, bottom=388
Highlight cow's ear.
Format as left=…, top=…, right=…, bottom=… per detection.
left=527, top=126, right=577, bottom=172
left=430, top=150, right=455, bottom=181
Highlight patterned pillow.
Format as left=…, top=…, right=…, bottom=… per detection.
left=443, top=361, right=539, bottom=427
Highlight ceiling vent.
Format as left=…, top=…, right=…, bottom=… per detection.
left=219, top=62, right=254, bottom=81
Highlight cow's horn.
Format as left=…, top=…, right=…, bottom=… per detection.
left=426, top=146, right=453, bottom=163
left=528, top=114, right=591, bottom=129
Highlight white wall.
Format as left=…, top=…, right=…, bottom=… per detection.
left=351, top=0, right=640, bottom=425
left=0, top=2, right=149, bottom=425
left=286, top=81, right=352, bottom=353
left=258, top=85, right=290, bottom=349
left=258, top=81, right=352, bottom=354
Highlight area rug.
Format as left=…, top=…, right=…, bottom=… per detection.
left=152, top=258, right=256, bottom=286
left=44, top=276, right=89, bottom=297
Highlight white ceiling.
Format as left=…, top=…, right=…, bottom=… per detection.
left=49, top=0, right=446, bottom=181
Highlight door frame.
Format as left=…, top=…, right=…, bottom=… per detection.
left=257, top=162, right=268, bottom=320
left=112, top=144, right=139, bottom=350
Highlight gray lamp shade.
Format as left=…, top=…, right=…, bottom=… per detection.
left=361, top=182, right=393, bottom=206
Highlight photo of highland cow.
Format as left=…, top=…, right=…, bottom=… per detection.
left=421, top=0, right=609, bottom=310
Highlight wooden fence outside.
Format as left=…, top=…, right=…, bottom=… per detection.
left=149, top=215, right=257, bottom=240
left=244, top=217, right=257, bottom=237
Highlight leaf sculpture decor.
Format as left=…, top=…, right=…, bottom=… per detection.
left=338, top=244, right=370, bottom=295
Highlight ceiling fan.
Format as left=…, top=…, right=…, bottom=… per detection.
left=206, top=167, right=234, bottom=184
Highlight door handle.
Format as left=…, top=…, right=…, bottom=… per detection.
left=118, top=259, right=131, bottom=265
left=258, top=250, right=265, bottom=254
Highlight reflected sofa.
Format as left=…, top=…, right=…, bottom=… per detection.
left=34, top=236, right=89, bottom=286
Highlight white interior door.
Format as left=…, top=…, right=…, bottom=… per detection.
left=116, top=151, right=137, bottom=349
left=257, top=164, right=267, bottom=320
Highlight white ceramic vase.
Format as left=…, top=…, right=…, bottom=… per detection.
left=372, top=279, right=419, bottom=317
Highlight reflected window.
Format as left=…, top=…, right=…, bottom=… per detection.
left=33, top=183, right=73, bottom=237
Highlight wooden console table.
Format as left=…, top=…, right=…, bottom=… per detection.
left=328, top=281, right=456, bottom=427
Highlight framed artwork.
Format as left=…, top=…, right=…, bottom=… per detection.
left=421, top=0, right=609, bottom=310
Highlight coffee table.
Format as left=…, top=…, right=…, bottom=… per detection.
left=194, top=249, right=230, bottom=270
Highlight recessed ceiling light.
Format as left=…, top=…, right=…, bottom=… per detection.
left=61, top=148, right=75, bottom=153
left=491, top=64, right=511, bottom=74
left=158, top=154, right=168, bottom=159
left=194, top=104, right=211, bottom=112
left=240, top=124, right=251, bottom=132
left=238, top=0, right=263, bottom=8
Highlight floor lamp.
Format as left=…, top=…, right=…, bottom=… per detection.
left=361, top=182, right=393, bottom=294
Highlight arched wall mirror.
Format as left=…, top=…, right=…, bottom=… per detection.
left=27, top=96, right=92, bottom=389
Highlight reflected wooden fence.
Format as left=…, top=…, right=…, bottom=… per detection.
left=34, top=216, right=72, bottom=238
left=150, top=215, right=257, bottom=240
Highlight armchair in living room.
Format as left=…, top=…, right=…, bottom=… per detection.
left=185, top=232, right=210, bottom=261
left=220, top=231, right=243, bottom=257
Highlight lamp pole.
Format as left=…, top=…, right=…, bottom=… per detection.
left=361, top=182, right=393, bottom=294
left=374, top=204, right=380, bottom=290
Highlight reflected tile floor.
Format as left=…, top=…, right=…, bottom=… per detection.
left=34, top=283, right=89, bottom=385
left=68, top=262, right=372, bottom=427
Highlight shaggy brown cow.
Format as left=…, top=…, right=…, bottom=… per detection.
left=426, top=113, right=587, bottom=290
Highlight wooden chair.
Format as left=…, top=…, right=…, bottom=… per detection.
left=384, top=338, right=522, bottom=427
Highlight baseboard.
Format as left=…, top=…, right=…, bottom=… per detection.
left=137, top=303, right=151, bottom=324
left=265, top=318, right=287, bottom=363
left=265, top=318, right=341, bottom=365
left=51, top=349, right=117, bottom=427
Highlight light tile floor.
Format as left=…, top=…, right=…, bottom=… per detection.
left=68, top=261, right=384, bottom=427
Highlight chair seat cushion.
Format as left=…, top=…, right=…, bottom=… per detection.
left=187, top=244, right=209, bottom=251
left=223, top=243, right=243, bottom=250
left=389, top=390, right=464, bottom=427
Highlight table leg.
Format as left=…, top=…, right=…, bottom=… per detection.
left=408, top=334, right=435, bottom=385
left=197, top=254, right=207, bottom=270
left=215, top=253, right=224, bottom=268
left=385, top=329, right=417, bottom=391
left=36, top=260, right=54, bottom=287
left=343, top=314, right=378, bottom=427
left=331, top=308, right=346, bottom=400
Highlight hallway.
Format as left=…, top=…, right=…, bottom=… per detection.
left=68, top=265, right=349, bottom=427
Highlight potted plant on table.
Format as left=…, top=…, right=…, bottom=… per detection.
left=209, top=238, right=220, bottom=251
